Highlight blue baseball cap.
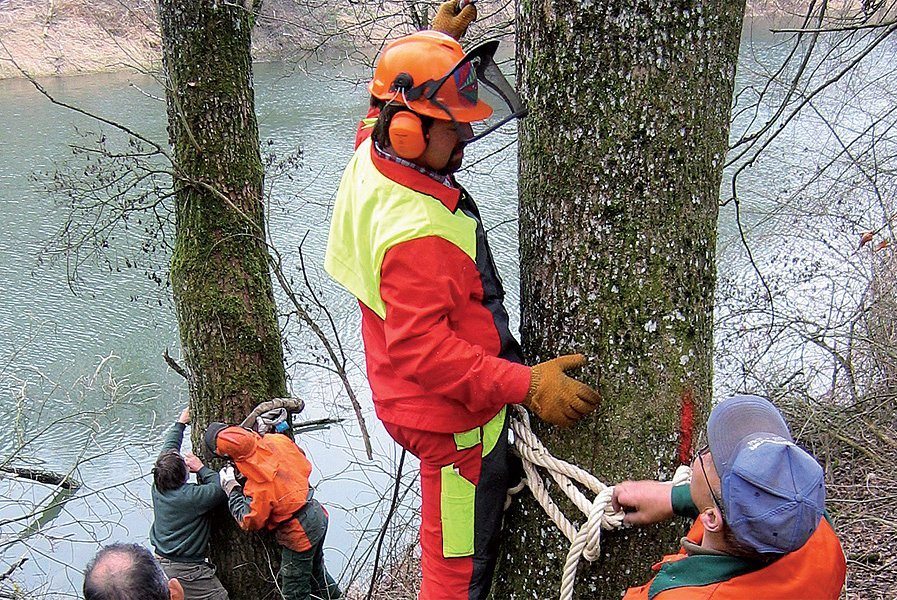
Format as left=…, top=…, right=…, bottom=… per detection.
left=707, top=395, right=825, bottom=554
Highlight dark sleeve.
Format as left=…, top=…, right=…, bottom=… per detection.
left=159, top=422, right=186, bottom=455
left=196, top=466, right=219, bottom=486
left=672, top=484, right=699, bottom=519
left=228, top=488, right=256, bottom=529
left=188, top=474, right=227, bottom=511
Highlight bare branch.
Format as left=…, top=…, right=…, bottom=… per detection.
left=0, top=468, right=80, bottom=491
left=163, top=348, right=191, bottom=382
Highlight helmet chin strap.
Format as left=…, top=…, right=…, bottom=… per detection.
left=384, top=88, right=412, bottom=111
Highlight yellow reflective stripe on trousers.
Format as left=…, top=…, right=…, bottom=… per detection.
left=453, top=406, right=506, bottom=453
left=453, top=427, right=481, bottom=450
left=480, top=406, right=506, bottom=457
left=441, top=407, right=507, bottom=557
left=440, top=464, right=476, bottom=557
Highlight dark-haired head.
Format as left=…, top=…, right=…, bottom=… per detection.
left=153, top=450, right=187, bottom=492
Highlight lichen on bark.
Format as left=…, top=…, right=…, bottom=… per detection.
left=158, top=1, right=288, bottom=597
left=495, top=0, right=745, bottom=596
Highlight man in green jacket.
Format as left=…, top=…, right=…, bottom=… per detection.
left=150, top=408, right=229, bottom=600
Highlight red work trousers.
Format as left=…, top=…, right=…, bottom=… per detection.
left=383, top=407, right=513, bottom=600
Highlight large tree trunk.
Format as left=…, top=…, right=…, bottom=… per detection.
left=495, top=0, right=745, bottom=597
left=157, top=2, right=287, bottom=598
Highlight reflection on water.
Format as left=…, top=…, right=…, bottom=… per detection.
left=0, top=26, right=894, bottom=596
left=718, top=27, right=897, bottom=398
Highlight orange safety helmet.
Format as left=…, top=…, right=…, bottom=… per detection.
left=369, top=30, right=493, bottom=123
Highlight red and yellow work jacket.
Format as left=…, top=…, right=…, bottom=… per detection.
left=622, top=517, right=846, bottom=600
left=216, top=427, right=326, bottom=553
left=325, top=138, right=531, bottom=433
left=354, top=105, right=379, bottom=149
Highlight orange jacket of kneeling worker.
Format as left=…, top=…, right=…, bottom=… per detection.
left=622, top=517, right=846, bottom=600
left=215, top=426, right=319, bottom=552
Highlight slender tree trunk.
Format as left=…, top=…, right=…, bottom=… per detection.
left=157, top=2, right=287, bottom=598
left=495, top=0, right=745, bottom=597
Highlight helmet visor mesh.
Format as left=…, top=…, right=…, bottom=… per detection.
left=423, top=39, right=528, bottom=143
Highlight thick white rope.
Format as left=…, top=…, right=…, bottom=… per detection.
left=240, top=397, right=304, bottom=428
left=508, top=405, right=692, bottom=600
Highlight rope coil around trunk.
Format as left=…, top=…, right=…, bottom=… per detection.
left=509, top=405, right=693, bottom=600
left=240, top=397, right=304, bottom=428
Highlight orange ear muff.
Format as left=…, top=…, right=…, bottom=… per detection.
left=389, top=111, right=427, bottom=160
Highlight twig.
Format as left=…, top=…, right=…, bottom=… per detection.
left=828, top=430, right=886, bottom=465
left=860, top=417, right=897, bottom=452
left=0, top=467, right=80, bottom=491
left=771, top=20, right=897, bottom=33
left=163, top=348, right=191, bottom=382
left=0, top=38, right=168, bottom=159
left=0, top=557, right=27, bottom=582
left=366, top=449, right=407, bottom=600
left=271, top=244, right=374, bottom=460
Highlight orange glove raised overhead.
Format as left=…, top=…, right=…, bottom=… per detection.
left=430, top=0, right=477, bottom=40
left=523, top=354, right=601, bottom=427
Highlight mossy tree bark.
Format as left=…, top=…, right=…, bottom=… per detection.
left=495, top=0, right=745, bottom=597
left=157, top=2, right=287, bottom=598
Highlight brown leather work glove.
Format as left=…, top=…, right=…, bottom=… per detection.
left=430, top=0, right=477, bottom=40
left=523, top=354, right=601, bottom=427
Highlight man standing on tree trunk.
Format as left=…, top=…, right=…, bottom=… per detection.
left=324, top=15, right=602, bottom=599
left=150, top=408, right=229, bottom=600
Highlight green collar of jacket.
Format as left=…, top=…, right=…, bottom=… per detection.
left=649, top=553, right=761, bottom=598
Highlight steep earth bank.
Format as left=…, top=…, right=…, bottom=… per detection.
left=0, top=0, right=855, bottom=80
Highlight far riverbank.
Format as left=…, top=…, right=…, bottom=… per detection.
left=0, top=0, right=837, bottom=80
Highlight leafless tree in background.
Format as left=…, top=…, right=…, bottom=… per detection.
left=0, top=349, right=168, bottom=599
left=716, top=3, right=896, bottom=597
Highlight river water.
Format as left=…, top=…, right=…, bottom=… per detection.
left=0, top=26, right=893, bottom=597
